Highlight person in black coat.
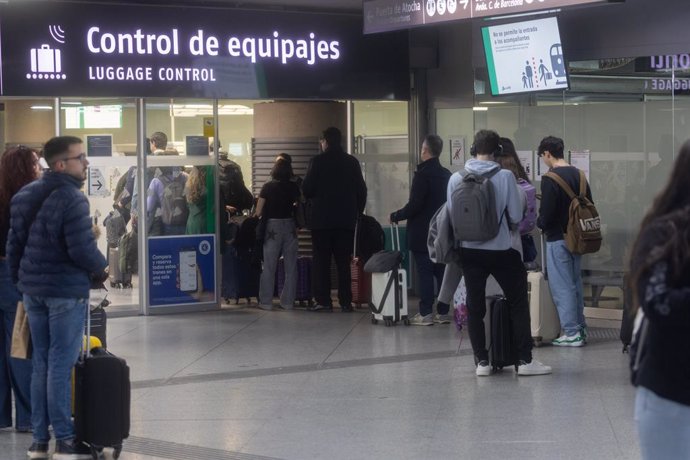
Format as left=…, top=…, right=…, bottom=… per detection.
left=390, top=134, right=451, bottom=326
left=302, top=127, right=367, bottom=312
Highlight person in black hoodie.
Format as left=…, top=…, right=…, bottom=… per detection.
left=390, top=134, right=451, bottom=326
left=629, top=140, right=690, bottom=460
left=302, top=127, right=367, bottom=312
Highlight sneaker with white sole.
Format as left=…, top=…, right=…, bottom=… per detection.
left=52, top=439, right=92, bottom=460
left=433, top=314, right=452, bottom=324
left=517, top=359, right=552, bottom=376
left=475, top=360, right=492, bottom=377
left=409, top=313, right=434, bottom=326
left=581, top=326, right=589, bottom=344
left=552, top=331, right=585, bottom=347
left=26, top=442, right=49, bottom=459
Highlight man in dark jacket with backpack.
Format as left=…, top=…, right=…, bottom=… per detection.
left=303, top=127, right=367, bottom=312
left=390, top=134, right=451, bottom=326
left=7, top=136, right=107, bottom=459
left=537, top=136, right=594, bottom=348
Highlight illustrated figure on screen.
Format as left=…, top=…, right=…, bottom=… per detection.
left=524, top=61, right=534, bottom=88
left=539, top=59, right=551, bottom=85
left=522, top=72, right=529, bottom=88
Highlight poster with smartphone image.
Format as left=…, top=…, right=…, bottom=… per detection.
left=148, top=235, right=216, bottom=307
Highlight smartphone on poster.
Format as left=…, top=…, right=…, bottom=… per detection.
left=179, top=248, right=198, bottom=292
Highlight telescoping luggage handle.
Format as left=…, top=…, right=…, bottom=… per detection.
left=391, top=222, right=401, bottom=252
left=81, top=301, right=92, bottom=361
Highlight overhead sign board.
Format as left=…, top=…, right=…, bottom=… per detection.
left=363, top=0, right=621, bottom=34
left=0, top=1, right=409, bottom=99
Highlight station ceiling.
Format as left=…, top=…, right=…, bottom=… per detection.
left=77, top=0, right=364, bottom=13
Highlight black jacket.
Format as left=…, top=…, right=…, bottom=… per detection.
left=537, top=166, right=593, bottom=242
left=390, top=157, right=451, bottom=253
left=302, top=146, right=367, bottom=231
left=632, top=219, right=690, bottom=406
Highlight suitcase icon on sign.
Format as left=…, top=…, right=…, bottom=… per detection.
left=30, top=44, right=61, bottom=73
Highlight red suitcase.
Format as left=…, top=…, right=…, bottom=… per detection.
left=351, top=220, right=371, bottom=308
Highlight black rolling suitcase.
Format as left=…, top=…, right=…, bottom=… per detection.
left=74, top=307, right=131, bottom=459
left=488, top=297, right=517, bottom=371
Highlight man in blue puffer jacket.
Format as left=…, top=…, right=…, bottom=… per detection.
left=7, top=136, right=107, bottom=460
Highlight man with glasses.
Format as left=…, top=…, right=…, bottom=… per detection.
left=7, top=136, right=107, bottom=459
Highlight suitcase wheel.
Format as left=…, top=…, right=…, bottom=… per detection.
left=403, top=317, right=410, bottom=326
left=113, top=445, right=123, bottom=459
left=384, top=318, right=393, bottom=327
left=88, top=445, right=103, bottom=460
left=371, top=315, right=378, bottom=325
left=532, top=337, right=544, bottom=348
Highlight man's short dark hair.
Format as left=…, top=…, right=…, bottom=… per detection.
left=538, top=136, right=565, bottom=159
left=150, top=132, right=168, bottom=150
left=277, top=152, right=292, bottom=164
left=472, top=130, right=501, bottom=157
left=43, top=136, right=82, bottom=165
left=424, top=134, right=443, bottom=157
left=322, top=127, right=342, bottom=148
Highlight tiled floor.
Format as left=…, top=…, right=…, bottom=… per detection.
left=1, top=305, right=641, bottom=460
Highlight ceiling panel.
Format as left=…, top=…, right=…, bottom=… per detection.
left=73, top=0, right=363, bottom=13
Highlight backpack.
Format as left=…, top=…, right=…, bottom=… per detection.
left=450, top=168, right=502, bottom=242
left=219, top=158, right=253, bottom=212
left=517, top=178, right=537, bottom=235
left=103, top=209, right=126, bottom=247
left=356, top=215, right=385, bottom=263
left=159, top=174, right=189, bottom=227
left=544, top=170, right=602, bottom=255
left=118, top=228, right=138, bottom=275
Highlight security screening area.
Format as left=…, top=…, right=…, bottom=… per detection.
left=1, top=0, right=689, bottom=459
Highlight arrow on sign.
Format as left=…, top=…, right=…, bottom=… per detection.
left=94, top=180, right=103, bottom=190
left=460, top=0, right=469, bottom=8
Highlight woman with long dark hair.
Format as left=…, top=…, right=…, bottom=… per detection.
left=0, top=146, right=41, bottom=432
left=255, top=157, right=301, bottom=310
left=629, top=140, right=690, bottom=458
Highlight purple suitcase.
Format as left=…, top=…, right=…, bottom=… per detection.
left=275, top=257, right=313, bottom=307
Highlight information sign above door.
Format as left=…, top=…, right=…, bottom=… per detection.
left=363, top=0, right=623, bottom=34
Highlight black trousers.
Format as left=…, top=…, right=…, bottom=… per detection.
left=311, top=229, right=354, bottom=307
left=460, top=247, right=533, bottom=363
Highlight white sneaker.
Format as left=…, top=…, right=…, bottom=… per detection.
left=433, top=314, right=452, bottom=324
left=552, top=331, right=585, bottom=347
left=475, top=360, right=492, bottom=377
left=409, top=313, right=434, bottom=326
left=517, top=359, right=552, bottom=376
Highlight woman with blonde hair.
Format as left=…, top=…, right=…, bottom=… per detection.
left=0, top=145, right=42, bottom=432
left=185, top=166, right=213, bottom=234
left=629, top=140, right=690, bottom=459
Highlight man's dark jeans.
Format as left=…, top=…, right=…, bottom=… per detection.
left=413, top=251, right=447, bottom=317
left=460, top=247, right=533, bottom=363
left=311, top=229, right=353, bottom=307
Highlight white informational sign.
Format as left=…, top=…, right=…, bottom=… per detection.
left=88, top=167, right=109, bottom=197
left=517, top=150, right=534, bottom=181
left=449, top=136, right=466, bottom=166
left=570, top=150, right=591, bottom=181
left=482, top=17, right=569, bottom=96
left=536, top=156, right=551, bottom=181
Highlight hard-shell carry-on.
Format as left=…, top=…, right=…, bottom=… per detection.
left=275, top=256, right=313, bottom=308
left=487, top=296, right=516, bottom=371
left=108, top=247, right=132, bottom=289
left=527, top=233, right=561, bottom=346
left=366, top=224, right=409, bottom=326
left=74, top=305, right=131, bottom=459
left=351, top=217, right=372, bottom=308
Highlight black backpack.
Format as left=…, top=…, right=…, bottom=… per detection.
left=356, top=215, right=385, bottom=263
left=219, top=158, right=253, bottom=212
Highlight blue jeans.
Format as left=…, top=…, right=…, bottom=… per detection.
left=413, top=251, right=447, bottom=316
left=0, top=260, right=32, bottom=430
left=635, top=386, right=690, bottom=459
left=23, top=295, right=87, bottom=442
left=546, top=240, right=585, bottom=335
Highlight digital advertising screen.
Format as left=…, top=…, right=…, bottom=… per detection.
left=482, top=17, right=569, bottom=96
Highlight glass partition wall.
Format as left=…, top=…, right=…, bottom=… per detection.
left=437, top=56, right=686, bottom=320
